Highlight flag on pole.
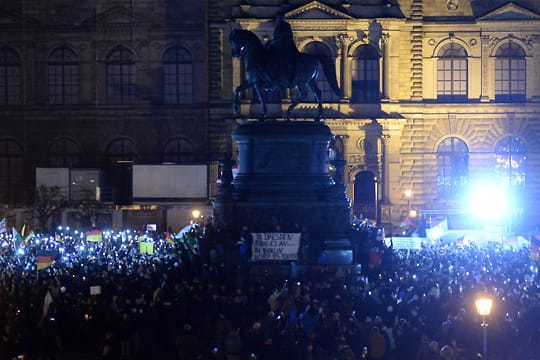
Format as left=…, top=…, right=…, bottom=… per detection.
left=24, top=230, right=35, bottom=245
left=41, top=289, right=54, bottom=323
left=12, top=227, right=24, bottom=248
left=54, top=233, right=64, bottom=243
left=37, top=250, right=57, bottom=270
left=85, top=229, right=103, bottom=242
left=139, top=241, right=154, bottom=255
left=0, top=218, right=6, bottom=234
left=165, top=232, right=174, bottom=245
left=531, top=234, right=540, bottom=261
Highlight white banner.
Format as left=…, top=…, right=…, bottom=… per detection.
left=391, top=237, right=424, bottom=250
left=251, top=233, right=301, bottom=261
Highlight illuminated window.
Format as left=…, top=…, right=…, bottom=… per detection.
left=163, top=137, right=195, bottom=162
left=106, top=48, right=136, bottom=104
left=495, top=43, right=526, bottom=102
left=0, top=139, right=23, bottom=202
left=48, top=47, right=79, bottom=104
left=437, top=137, right=468, bottom=197
left=49, top=137, right=80, bottom=167
left=351, top=45, right=379, bottom=102
left=495, top=136, right=526, bottom=187
left=0, top=48, right=22, bottom=105
left=303, top=41, right=340, bottom=103
left=163, top=47, right=193, bottom=104
left=437, top=43, right=467, bottom=101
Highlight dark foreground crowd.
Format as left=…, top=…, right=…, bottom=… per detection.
left=0, top=223, right=540, bottom=360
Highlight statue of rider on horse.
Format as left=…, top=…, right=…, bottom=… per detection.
left=266, top=13, right=298, bottom=87
left=230, top=14, right=341, bottom=121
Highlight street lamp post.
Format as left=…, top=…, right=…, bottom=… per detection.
left=475, top=297, right=493, bottom=359
left=405, top=189, right=412, bottom=215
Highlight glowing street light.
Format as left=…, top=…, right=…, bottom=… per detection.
left=475, top=296, right=493, bottom=358
left=191, top=209, right=201, bottom=220
left=404, top=189, right=412, bottom=214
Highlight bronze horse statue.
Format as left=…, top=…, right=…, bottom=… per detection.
left=230, top=29, right=341, bottom=121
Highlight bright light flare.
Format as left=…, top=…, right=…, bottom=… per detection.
left=468, top=184, right=508, bottom=221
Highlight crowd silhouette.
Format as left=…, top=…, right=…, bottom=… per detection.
left=0, top=220, right=539, bottom=360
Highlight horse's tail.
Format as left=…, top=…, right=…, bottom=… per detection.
left=316, top=54, right=342, bottom=98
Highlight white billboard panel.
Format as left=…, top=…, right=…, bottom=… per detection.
left=36, top=168, right=70, bottom=188
left=132, top=165, right=208, bottom=199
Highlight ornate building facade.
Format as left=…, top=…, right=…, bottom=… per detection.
left=0, top=0, right=210, bottom=229
left=208, top=0, right=540, bottom=233
left=1, top=0, right=540, bottom=233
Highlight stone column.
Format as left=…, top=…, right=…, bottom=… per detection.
left=480, top=35, right=490, bottom=102
left=336, top=33, right=351, bottom=100
left=381, top=33, right=390, bottom=100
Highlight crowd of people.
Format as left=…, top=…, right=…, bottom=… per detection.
left=0, top=219, right=539, bottom=360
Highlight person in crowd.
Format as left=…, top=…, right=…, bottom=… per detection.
left=0, top=221, right=540, bottom=359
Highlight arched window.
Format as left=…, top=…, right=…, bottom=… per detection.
left=437, top=137, right=468, bottom=197
left=495, top=42, right=526, bottom=102
left=351, top=45, right=379, bottom=103
left=0, top=139, right=23, bottom=202
left=106, top=48, right=136, bottom=104
left=49, top=137, right=80, bottom=167
left=48, top=47, right=79, bottom=104
left=106, top=137, right=135, bottom=165
left=163, top=47, right=193, bottom=104
left=0, top=48, right=22, bottom=105
left=437, top=43, right=467, bottom=101
left=163, top=137, right=195, bottom=162
left=495, top=136, right=526, bottom=187
left=303, top=41, right=340, bottom=103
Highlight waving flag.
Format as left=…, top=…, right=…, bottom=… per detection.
left=531, top=234, right=540, bottom=261
left=139, top=241, right=154, bottom=255
left=54, top=233, right=64, bottom=243
left=37, top=250, right=57, bottom=270
left=165, top=232, right=174, bottom=245
left=12, top=227, right=24, bottom=248
left=86, top=229, right=103, bottom=242
left=0, top=218, right=6, bottom=234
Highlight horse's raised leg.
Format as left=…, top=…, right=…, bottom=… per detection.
left=306, top=79, right=323, bottom=122
left=287, top=85, right=306, bottom=121
left=233, top=82, right=252, bottom=117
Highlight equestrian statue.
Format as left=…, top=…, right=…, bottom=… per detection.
left=230, top=15, right=341, bottom=121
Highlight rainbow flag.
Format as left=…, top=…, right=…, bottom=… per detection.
left=86, top=229, right=103, bottom=242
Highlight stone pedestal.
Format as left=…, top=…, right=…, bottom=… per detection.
left=214, top=120, right=353, bottom=265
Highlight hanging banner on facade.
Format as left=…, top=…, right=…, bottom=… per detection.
left=251, top=233, right=301, bottom=261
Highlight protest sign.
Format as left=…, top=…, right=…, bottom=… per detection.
left=90, top=285, right=101, bottom=295
left=251, top=233, right=301, bottom=261
left=391, top=237, right=424, bottom=250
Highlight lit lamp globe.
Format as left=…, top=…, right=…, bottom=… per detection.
left=192, top=209, right=201, bottom=220
left=476, top=296, right=492, bottom=358
left=475, top=297, right=492, bottom=318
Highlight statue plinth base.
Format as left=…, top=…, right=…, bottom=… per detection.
left=214, top=120, right=353, bottom=265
